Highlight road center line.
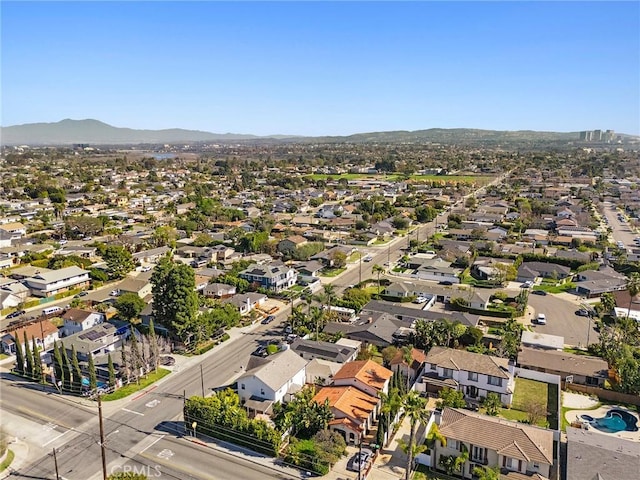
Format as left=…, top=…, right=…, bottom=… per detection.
left=121, top=408, right=144, bottom=416
left=42, top=430, right=69, bottom=447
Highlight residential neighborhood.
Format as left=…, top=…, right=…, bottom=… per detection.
left=1, top=140, right=639, bottom=480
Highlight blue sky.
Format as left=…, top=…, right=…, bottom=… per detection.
left=2, top=1, right=639, bottom=136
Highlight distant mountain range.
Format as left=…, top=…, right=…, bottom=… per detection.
left=1, top=118, right=634, bottom=146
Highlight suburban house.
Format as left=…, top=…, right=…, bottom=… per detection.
left=434, top=408, right=554, bottom=479
left=61, top=308, right=106, bottom=337
left=517, top=347, right=609, bottom=387
left=238, top=263, right=297, bottom=292
left=223, top=292, right=267, bottom=316
left=516, top=262, right=572, bottom=283
left=470, top=257, right=514, bottom=282
left=203, top=283, right=237, bottom=299
left=0, top=222, right=27, bottom=245
left=58, top=322, right=125, bottom=362
left=574, top=267, right=628, bottom=296
left=277, top=235, right=308, bottom=255
left=390, top=347, right=427, bottom=386
left=612, top=289, right=640, bottom=321
left=304, top=358, right=343, bottom=386
left=236, top=349, right=307, bottom=415
left=289, top=338, right=358, bottom=364
left=414, top=258, right=461, bottom=284
left=323, top=313, right=405, bottom=348
left=23, top=266, right=90, bottom=297
left=1, top=319, right=60, bottom=355
left=566, top=427, right=639, bottom=480
left=313, top=385, right=380, bottom=444
left=117, top=277, right=153, bottom=299
left=0, top=278, right=30, bottom=302
left=332, top=359, right=393, bottom=398
left=421, top=346, right=516, bottom=406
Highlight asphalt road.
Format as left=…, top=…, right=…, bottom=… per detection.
left=1, top=315, right=302, bottom=480
left=601, top=200, right=636, bottom=248
left=527, top=293, right=599, bottom=348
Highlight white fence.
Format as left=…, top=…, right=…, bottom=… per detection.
left=415, top=411, right=436, bottom=466
left=515, top=367, right=560, bottom=386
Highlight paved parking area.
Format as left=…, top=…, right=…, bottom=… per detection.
left=527, top=293, right=599, bottom=348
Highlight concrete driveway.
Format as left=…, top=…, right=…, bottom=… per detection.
left=527, top=292, right=599, bottom=348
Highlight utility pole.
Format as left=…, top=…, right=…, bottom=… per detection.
left=97, top=395, right=107, bottom=480
left=200, top=364, right=205, bottom=397
left=358, top=434, right=363, bottom=480
left=53, top=448, right=60, bottom=480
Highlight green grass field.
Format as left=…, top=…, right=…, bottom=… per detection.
left=102, top=368, right=171, bottom=401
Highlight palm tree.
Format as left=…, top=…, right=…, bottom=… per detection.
left=402, top=345, right=414, bottom=392
left=373, top=264, right=385, bottom=294
left=599, top=292, right=616, bottom=316
left=402, top=390, right=429, bottom=480
left=379, top=387, right=402, bottom=446
left=625, top=272, right=640, bottom=319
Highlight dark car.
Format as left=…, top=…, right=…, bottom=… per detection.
left=261, top=315, right=276, bottom=324
left=6, top=310, right=25, bottom=319
left=575, top=309, right=591, bottom=317
left=439, top=280, right=453, bottom=286
left=75, top=291, right=89, bottom=298
left=532, top=290, right=547, bottom=296
left=160, top=356, right=175, bottom=366
left=252, top=346, right=268, bottom=357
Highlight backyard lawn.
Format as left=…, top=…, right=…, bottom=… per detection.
left=499, top=378, right=559, bottom=429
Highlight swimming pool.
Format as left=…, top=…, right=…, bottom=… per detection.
left=581, top=409, right=639, bottom=433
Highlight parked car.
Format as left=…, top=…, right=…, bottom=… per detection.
left=262, top=315, right=276, bottom=324
left=284, top=324, right=293, bottom=334
left=141, top=266, right=152, bottom=272
left=347, top=448, right=373, bottom=472
left=439, top=280, right=453, bottom=286
left=110, top=289, right=120, bottom=296
left=160, top=356, right=175, bottom=366
left=252, top=346, right=268, bottom=357
left=536, top=313, right=547, bottom=325
left=532, top=290, right=547, bottom=296
left=286, top=334, right=298, bottom=344
left=75, top=291, right=89, bottom=298
left=6, top=310, right=25, bottom=319
left=521, top=281, right=534, bottom=288
left=575, top=309, right=591, bottom=317
left=413, top=296, right=427, bottom=304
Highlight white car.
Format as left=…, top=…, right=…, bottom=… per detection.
left=536, top=313, right=547, bottom=325
left=110, top=289, right=120, bottom=296
left=413, top=296, right=427, bottom=304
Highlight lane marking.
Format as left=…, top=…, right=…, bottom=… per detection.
left=138, top=434, right=166, bottom=454
left=42, top=430, right=69, bottom=447
left=121, top=408, right=144, bottom=416
left=145, top=399, right=160, bottom=408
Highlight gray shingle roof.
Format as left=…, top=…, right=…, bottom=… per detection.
left=239, top=349, right=307, bottom=391
left=426, top=346, right=511, bottom=378
left=439, top=408, right=554, bottom=465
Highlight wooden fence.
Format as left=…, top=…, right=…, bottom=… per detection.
left=562, top=382, right=640, bottom=407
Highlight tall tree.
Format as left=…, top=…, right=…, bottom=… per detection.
left=151, top=259, right=199, bottom=345
left=52, top=341, right=65, bottom=389
left=372, top=264, right=385, bottom=294
left=88, top=352, right=97, bottom=391
left=60, top=342, right=73, bottom=391
left=103, top=245, right=135, bottom=280
left=129, top=332, right=143, bottom=384
left=14, top=331, right=25, bottom=375
left=148, top=318, right=160, bottom=373
left=107, top=353, right=116, bottom=388
left=402, top=390, right=429, bottom=480
left=115, top=292, right=146, bottom=322
left=70, top=345, right=83, bottom=394
left=24, top=332, right=33, bottom=379
left=625, top=272, right=640, bottom=318
left=32, top=337, right=43, bottom=383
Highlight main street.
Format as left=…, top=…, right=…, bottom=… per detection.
left=1, top=317, right=302, bottom=480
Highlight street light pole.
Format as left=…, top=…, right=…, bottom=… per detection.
left=52, top=448, right=60, bottom=480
